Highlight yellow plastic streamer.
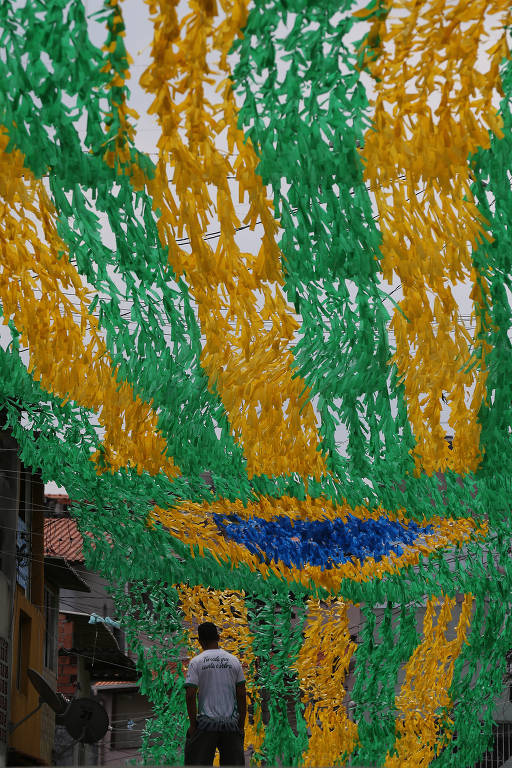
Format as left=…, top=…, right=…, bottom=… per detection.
left=101, top=0, right=148, bottom=188
left=140, top=0, right=327, bottom=479
left=178, top=586, right=264, bottom=759
left=0, top=130, right=178, bottom=477
left=296, top=598, right=358, bottom=765
left=385, top=594, right=473, bottom=767
left=361, top=0, right=510, bottom=475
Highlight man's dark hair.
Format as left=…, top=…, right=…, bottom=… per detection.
left=198, top=621, right=219, bottom=644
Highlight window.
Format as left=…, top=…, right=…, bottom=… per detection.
left=16, top=472, right=32, bottom=596
left=16, top=611, right=31, bottom=693
left=44, top=586, right=58, bottom=671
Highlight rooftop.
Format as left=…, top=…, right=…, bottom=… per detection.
left=44, top=517, right=84, bottom=563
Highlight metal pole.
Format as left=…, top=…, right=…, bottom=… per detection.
left=8, top=700, right=43, bottom=733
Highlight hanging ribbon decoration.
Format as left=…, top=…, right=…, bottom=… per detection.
left=0, top=0, right=510, bottom=765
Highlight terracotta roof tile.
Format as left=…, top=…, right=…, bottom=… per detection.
left=93, top=681, right=138, bottom=688
left=44, top=518, right=84, bottom=563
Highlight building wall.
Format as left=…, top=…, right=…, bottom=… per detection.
left=9, top=586, right=45, bottom=763
left=8, top=465, right=49, bottom=765
left=57, top=616, right=77, bottom=697
left=0, top=429, right=19, bottom=768
left=95, top=687, right=152, bottom=767
left=59, top=568, right=126, bottom=654
left=54, top=614, right=98, bottom=767
left=39, top=670, right=56, bottom=765
left=0, top=622, right=9, bottom=768
left=56, top=615, right=93, bottom=699
left=60, top=568, right=116, bottom=619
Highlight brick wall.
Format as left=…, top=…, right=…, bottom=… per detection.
left=58, top=615, right=73, bottom=648
left=57, top=616, right=77, bottom=696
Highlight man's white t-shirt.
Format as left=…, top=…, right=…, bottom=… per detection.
left=185, top=648, right=245, bottom=721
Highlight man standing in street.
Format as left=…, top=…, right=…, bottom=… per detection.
left=184, top=621, right=247, bottom=766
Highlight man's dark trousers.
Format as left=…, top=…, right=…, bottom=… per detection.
left=184, top=726, right=245, bottom=766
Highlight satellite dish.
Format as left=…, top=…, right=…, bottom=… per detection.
left=27, top=668, right=109, bottom=744
left=59, top=698, right=109, bottom=744
left=27, top=668, right=67, bottom=714
left=10, top=668, right=69, bottom=733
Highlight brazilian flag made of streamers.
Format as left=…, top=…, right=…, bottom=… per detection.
left=0, top=0, right=511, bottom=765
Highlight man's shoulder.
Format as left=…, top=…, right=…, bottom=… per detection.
left=218, top=648, right=242, bottom=665
left=189, top=648, right=242, bottom=667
